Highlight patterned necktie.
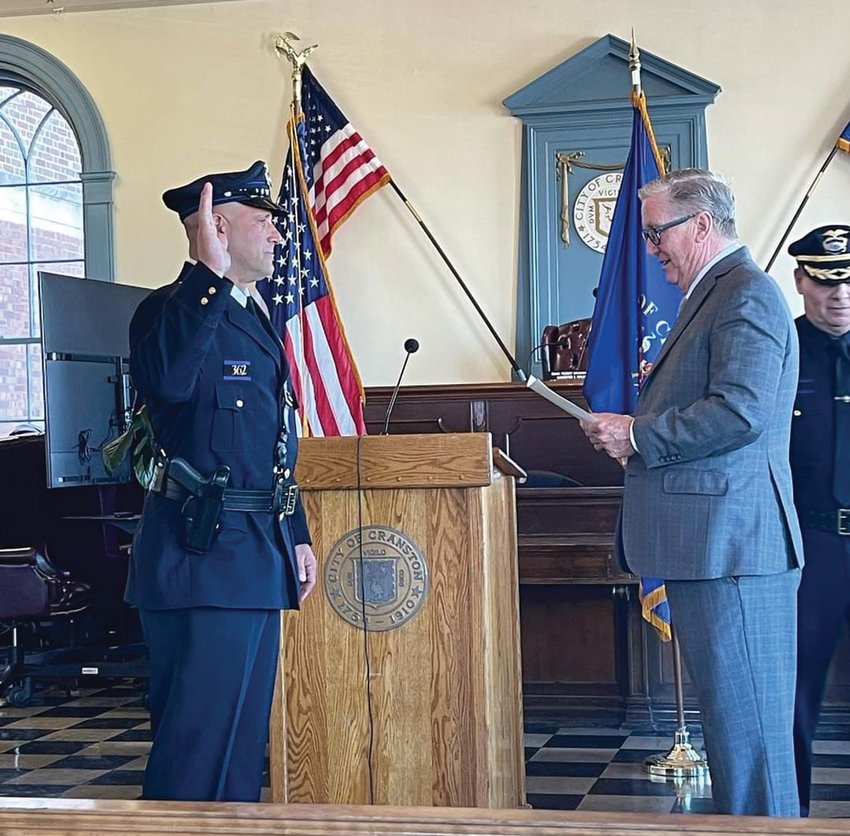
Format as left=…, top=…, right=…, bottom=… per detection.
left=830, top=334, right=850, bottom=506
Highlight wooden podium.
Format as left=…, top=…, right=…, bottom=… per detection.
left=270, top=432, right=526, bottom=808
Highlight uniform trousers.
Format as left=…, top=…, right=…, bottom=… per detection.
left=666, top=570, right=800, bottom=817
left=140, top=606, right=280, bottom=802
left=794, top=527, right=850, bottom=816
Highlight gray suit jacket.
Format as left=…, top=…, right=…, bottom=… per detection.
left=622, top=246, right=804, bottom=579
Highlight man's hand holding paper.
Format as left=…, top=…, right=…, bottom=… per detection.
left=581, top=413, right=636, bottom=460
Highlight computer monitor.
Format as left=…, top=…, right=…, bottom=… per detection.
left=39, top=272, right=151, bottom=489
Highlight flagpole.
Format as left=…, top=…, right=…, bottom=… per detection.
left=764, top=142, right=843, bottom=273
left=275, top=31, right=316, bottom=116
left=275, top=33, right=317, bottom=434
left=644, top=629, right=710, bottom=789
left=386, top=179, right=526, bottom=381
left=629, top=28, right=642, bottom=96
left=629, top=30, right=709, bottom=788
left=628, top=33, right=665, bottom=175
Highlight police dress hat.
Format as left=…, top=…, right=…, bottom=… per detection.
left=162, top=160, right=284, bottom=221
left=788, top=225, right=850, bottom=284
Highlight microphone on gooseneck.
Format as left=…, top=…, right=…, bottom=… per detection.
left=381, top=338, right=420, bottom=435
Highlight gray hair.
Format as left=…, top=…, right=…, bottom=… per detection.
left=639, top=168, right=737, bottom=240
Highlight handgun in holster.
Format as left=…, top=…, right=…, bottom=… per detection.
left=167, top=458, right=231, bottom=554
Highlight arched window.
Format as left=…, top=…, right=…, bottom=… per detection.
left=0, top=36, right=113, bottom=437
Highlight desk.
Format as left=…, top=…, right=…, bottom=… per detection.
left=64, top=514, right=140, bottom=536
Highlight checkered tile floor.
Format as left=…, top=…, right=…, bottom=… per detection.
left=524, top=723, right=850, bottom=817
left=1, top=683, right=850, bottom=815
left=0, top=682, right=152, bottom=800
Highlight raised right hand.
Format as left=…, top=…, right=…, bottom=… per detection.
left=195, top=182, right=230, bottom=277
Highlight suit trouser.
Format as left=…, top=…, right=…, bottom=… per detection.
left=139, top=606, right=280, bottom=802
left=793, top=527, right=850, bottom=817
left=666, top=570, right=800, bottom=817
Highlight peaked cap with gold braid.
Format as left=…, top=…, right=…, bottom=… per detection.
left=789, top=225, right=850, bottom=284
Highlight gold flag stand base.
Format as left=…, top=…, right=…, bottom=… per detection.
left=644, top=725, right=710, bottom=781
left=643, top=629, right=711, bottom=786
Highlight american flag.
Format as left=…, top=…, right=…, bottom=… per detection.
left=257, top=69, right=389, bottom=436
left=301, top=67, right=390, bottom=257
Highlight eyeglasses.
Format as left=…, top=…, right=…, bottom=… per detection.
left=641, top=213, right=696, bottom=246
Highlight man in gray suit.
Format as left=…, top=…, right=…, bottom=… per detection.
left=583, top=169, right=803, bottom=817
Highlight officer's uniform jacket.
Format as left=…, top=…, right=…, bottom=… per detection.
left=791, top=316, right=842, bottom=513
left=125, top=261, right=309, bottom=610
left=790, top=296, right=850, bottom=820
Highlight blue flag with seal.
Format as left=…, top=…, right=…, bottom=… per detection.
left=583, top=91, right=681, bottom=641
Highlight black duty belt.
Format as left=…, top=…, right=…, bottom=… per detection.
left=156, top=476, right=299, bottom=516
left=801, top=509, right=850, bottom=536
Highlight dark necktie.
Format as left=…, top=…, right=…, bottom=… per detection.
left=247, top=295, right=285, bottom=361
left=830, top=334, right=850, bottom=506
left=246, top=296, right=271, bottom=334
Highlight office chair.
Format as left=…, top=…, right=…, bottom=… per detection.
left=540, top=318, right=591, bottom=380
left=0, top=546, right=92, bottom=706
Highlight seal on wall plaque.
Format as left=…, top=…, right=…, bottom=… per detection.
left=572, top=172, right=622, bottom=254
left=323, top=525, right=429, bottom=632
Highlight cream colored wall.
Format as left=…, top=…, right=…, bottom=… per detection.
left=3, top=0, right=849, bottom=385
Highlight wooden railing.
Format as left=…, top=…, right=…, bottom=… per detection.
left=0, top=799, right=842, bottom=835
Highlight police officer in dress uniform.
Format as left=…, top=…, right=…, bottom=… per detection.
left=126, top=161, right=317, bottom=802
left=790, top=225, right=850, bottom=817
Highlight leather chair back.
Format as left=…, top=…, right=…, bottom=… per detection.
left=540, top=318, right=591, bottom=380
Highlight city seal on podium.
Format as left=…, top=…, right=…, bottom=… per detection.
left=323, top=525, right=429, bottom=632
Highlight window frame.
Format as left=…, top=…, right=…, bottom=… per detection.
left=0, top=35, right=114, bottom=435
left=0, top=35, right=114, bottom=282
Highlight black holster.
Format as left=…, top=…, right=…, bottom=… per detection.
left=167, top=458, right=231, bottom=554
